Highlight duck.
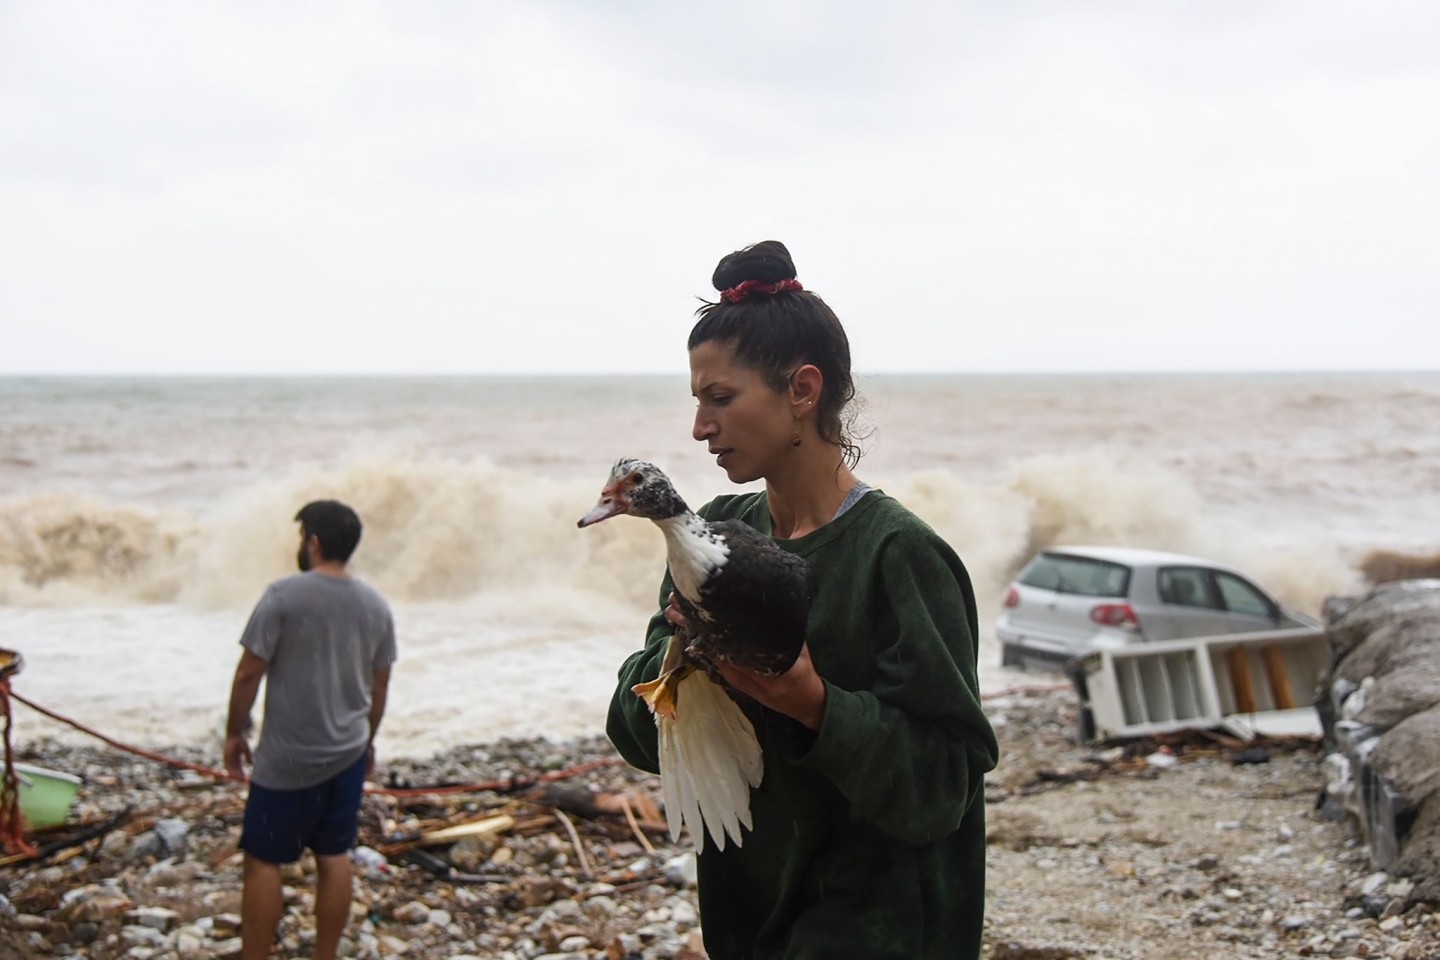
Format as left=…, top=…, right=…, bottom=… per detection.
left=578, top=458, right=814, bottom=850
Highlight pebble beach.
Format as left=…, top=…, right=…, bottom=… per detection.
left=3, top=686, right=1437, bottom=960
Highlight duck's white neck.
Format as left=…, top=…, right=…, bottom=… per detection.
left=655, top=512, right=730, bottom=602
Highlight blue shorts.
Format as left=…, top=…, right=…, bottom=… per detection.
left=240, top=750, right=368, bottom=864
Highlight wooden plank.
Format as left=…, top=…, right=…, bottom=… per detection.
left=1226, top=646, right=1257, bottom=714
left=417, top=814, right=515, bottom=845
left=1261, top=645, right=1296, bottom=709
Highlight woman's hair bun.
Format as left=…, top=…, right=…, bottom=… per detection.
left=712, top=240, right=796, bottom=292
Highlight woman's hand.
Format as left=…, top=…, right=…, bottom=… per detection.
left=715, top=645, right=827, bottom=732
left=664, top=592, right=687, bottom=628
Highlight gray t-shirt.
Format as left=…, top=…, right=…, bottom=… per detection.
left=240, top=571, right=397, bottom=790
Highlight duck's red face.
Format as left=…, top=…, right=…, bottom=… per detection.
left=577, top=466, right=636, bottom=528
left=577, top=459, right=684, bottom=526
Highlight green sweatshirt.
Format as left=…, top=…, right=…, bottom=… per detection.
left=607, top=490, right=1000, bottom=960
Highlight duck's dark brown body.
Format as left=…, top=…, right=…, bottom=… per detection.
left=674, top=519, right=815, bottom=677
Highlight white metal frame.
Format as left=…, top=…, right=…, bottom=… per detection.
left=1076, top=627, right=1329, bottom=741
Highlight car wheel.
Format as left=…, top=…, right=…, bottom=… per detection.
left=1000, top=643, right=1022, bottom=668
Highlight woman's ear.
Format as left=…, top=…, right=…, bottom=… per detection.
left=789, top=363, right=824, bottom=411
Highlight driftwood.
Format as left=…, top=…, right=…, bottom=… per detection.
left=553, top=809, right=592, bottom=878
left=0, top=807, right=132, bottom=870
left=374, top=785, right=666, bottom=877
left=414, top=814, right=515, bottom=846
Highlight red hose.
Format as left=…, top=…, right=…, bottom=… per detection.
left=7, top=689, right=621, bottom=798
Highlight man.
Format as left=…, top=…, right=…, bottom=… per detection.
left=224, top=500, right=396, bottom=960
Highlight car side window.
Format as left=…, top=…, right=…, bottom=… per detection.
left=1159, top=567, right=1221, bottom=609
left=1214, top=572, right=1275, bottom=618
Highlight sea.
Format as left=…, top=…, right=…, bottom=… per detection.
left=2, top=372, right=1436, bottom=760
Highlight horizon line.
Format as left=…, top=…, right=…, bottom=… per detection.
left=1, top=367, right=1437, bottom=379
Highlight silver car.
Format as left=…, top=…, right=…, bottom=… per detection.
left=995, top=545, right=1320, bottom=668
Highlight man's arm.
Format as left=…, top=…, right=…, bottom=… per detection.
left=368, top=667, right=391, bottom=743
left=365, top=667, right=391, bottom=775
left=224, top=649, right=269, bottom=779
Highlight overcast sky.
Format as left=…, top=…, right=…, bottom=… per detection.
left=2, top=1, right=1437, bottom=375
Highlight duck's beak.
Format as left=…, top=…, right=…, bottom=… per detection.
left=577, top=484, right=628, bottom=528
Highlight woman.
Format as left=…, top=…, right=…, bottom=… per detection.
left=607, top=241, right=999, bottom=960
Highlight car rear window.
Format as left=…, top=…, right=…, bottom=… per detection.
left=1019, top=553, right=1130, bottom=597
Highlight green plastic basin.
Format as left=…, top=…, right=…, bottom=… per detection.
left=14, top=763, right=83, bottom=828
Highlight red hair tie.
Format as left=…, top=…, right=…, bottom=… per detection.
left=720, top=278, right=803, bottom=304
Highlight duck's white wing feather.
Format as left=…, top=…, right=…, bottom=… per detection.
left=654, top=669, right=763, bottom=851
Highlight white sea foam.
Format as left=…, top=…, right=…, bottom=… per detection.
left=0, top=372, right=1433, bottom=757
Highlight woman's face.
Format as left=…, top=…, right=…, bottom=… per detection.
left=690, top=339, right=793, bottom=485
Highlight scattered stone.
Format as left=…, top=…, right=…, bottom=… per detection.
left=119, top=923, right=167, bottom=947
left=669, top=898, right=699, bottom=930
left=1361, top=895, right=1393, bottom=918
left=126, top=906, right=181, bottom=931
left=990, top=942, right=1087, bottom=959
left=662, top=851, right=697, bottom=888
left=1362, top=872, right=1391, bottom=896
left=2, top=693, right=1432, bottom=960
left=70, top=922, right=99, bottom=945
left=153, top=818, right=190, bottom=855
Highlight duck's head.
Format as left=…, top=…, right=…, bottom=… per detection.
left=577, top=458, right=689, bottom=527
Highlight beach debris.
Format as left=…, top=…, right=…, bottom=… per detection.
left=989, top=942, right=1088, bottom=960
left=2, top=692, right=1436, bottom=958
left=1230, top=746, right=1272, bottom=765
left=1143, top=750, right=1179, bottom=769
left=0, top=807, right=131, bottom=870
left=408, top=813, right=515, bottom=848
left=1069, top=627, right=1329, bottom=743
left=0, top=736, right=709, bottom=960
left=1011, top=726, right=1322, bottom=797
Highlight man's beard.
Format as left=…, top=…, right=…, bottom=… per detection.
left=297, top=546, right=311, bottom=572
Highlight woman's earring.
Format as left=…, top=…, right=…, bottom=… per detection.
left=792, top=417, right=802, bottom=447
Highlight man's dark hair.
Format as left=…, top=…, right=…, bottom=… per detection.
left=294, top=500, right=363, bottom=562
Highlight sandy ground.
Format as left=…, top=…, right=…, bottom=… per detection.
left=981, top=688, right=1437, bottom=959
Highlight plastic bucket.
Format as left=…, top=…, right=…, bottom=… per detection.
left=13, top=763, right=83, bottom=828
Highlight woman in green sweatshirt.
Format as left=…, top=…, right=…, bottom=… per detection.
left=607, top=240, right=1000, bottom=960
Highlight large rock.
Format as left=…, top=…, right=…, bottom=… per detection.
left=1322, top=580, right=1440, bottom=902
